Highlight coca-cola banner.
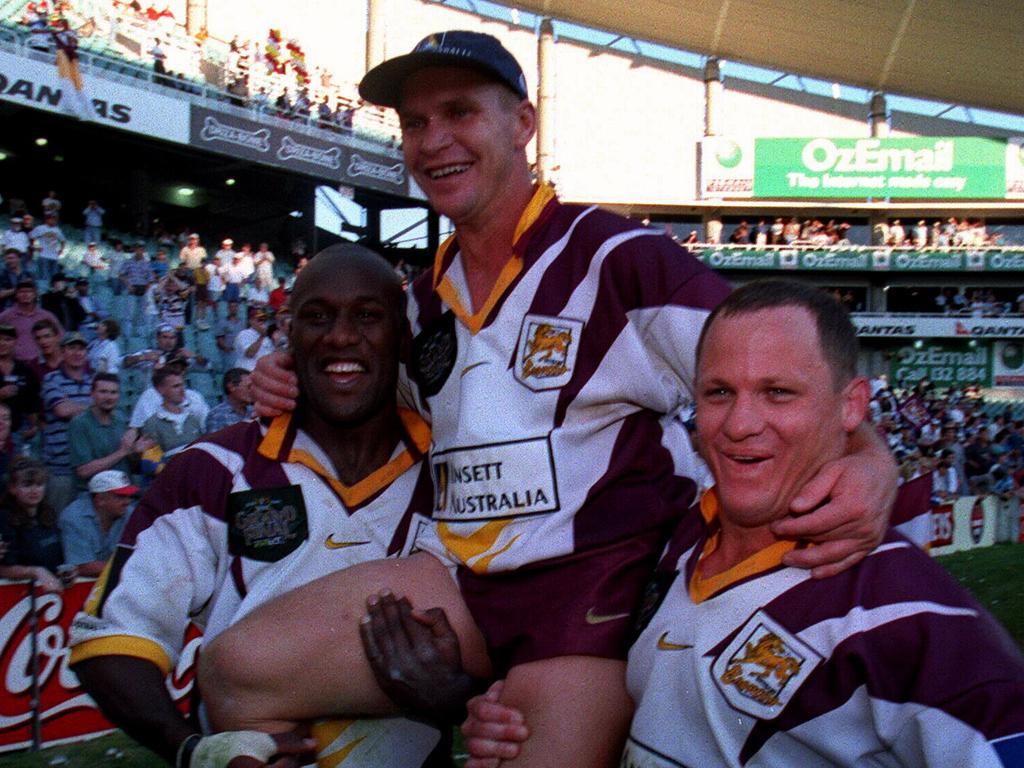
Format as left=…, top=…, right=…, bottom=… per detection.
left=0, top=580, right=201, bottom=753
left=188, top=105, right=409, bottom=197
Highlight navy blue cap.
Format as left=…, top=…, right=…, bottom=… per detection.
left=359, top=30, right=528, bottom=108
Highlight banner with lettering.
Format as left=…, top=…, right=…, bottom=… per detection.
left=890, top=342, right=992, bottom=389
left=189, top=105, right=409, bottom=197
left=0, top=580, right=201, bottom=753
left=699, top=136, right=1024, bottom=200
left=695, top=247, right=1024, bottom=273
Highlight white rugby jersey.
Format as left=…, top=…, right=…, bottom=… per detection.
left=69, top=411, right=442, bottom=766
left=406, top=185, right=730, bottom=573
left=624, top=491, right=1024, bottom=768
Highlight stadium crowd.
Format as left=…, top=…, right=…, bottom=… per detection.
left=869, top=375, right=1024, bottom=503
left=0, top=192, right=316, bottom=593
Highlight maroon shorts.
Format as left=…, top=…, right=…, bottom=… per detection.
left=456, top=526, right=672, bottom=676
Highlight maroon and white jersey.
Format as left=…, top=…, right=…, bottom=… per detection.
left=624, top=490, right=1024, bottom=767
left=70, top=412, right=442, bottom=765
left=406, top=185, right=730, bottom=573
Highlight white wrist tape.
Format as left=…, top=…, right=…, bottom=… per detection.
left=190, top=731, right=278, bottom=768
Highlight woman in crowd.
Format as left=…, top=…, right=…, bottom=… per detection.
left=88, top=318, right=122, bottom=374
left=0, top=457, right=65, bottom=593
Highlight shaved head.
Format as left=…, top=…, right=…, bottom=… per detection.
left=291, top=244, right=405, bottom=321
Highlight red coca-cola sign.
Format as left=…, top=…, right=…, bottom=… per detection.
left=930, top=503, right=954, bottom=548
left=0, top=580, right=202, bottom=753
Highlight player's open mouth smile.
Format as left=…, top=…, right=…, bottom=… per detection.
left=724, top=453, right=770, bottom=466
left=427, top=163, right=471, bottom=180
left=322, top=359, right=367, bottom=386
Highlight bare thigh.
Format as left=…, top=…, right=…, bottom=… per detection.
left=497, top=656, right=633, bottom=768
left=200, top=552, right=490, bottom=731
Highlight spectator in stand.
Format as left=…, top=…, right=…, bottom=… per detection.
left=912, top=220, right=928, bottom=247
left=0, top=403, right=12, bottom=481
left=68, top=372, right=152, bottom=490
left=106, top=240, right=127, bottom=295
left=316, top=95, right=332, bottom=125
left=29, top=319, right=64, bottom=383
left=232, top=304, right=274, bottom=372
left=82, top=242, right=108, bottom=275
left=87, top=318, right=122, bottom=374
left=267, top=278, right=288, bottom=312
left=29, top=213, right=66, bottom=283
left=932, top=449, right=960, bottom=501
left=154, top=271, right=190, bottom=332
left=889, top=219, right=906, bottom=246
left=128, top=358, right=208, bottom=432
left=58, top=469, right=137, bottom=577
left=0, top=323, right=40, bottom=444
left=75, top=278, right=106, bottom=330
left=149, top=37, right=167, bottom=84
left=215, top=237, right=236, bottom=267
left=0, top=249, right=28, bottom=310
left=40, top=332, right=93, bottom=513
left=205, top=367, right=254, bottom=433
left=120, top=242, right=156, bottom=337
left=124, top=323, right=205, bottom=375
left=220, top=250, right=247, bottom=304
left=1, top=219, right=30, bottom=267
left=151, top=249, right=170, bottom=280
left=141, top=366, right=205, bottom=456
left=41, top=191, right=61, bottom=221
left=204, top=253, right=224, bottom=311
left=965, top=431, right=994, bottom=493
left=254, top=243, right=275, bottom=291
left=179, top=233, right=206, bottom=270
left=237, top=243, right=255, bottom=281
left=0, top=458, right=64, bottom=593
left=83, top=200, right=106, bottom=244
left=0, top=280, right=62, bottom=364
left=214, top=299, right=245, bottom=371
left=41, top=273, right=85, bottom=332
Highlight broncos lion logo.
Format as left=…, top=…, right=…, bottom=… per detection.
left=521, top=323, right=573, bottom=379
left=731, top=633, right=801, bottom=685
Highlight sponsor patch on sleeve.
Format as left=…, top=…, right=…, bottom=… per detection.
left=432, top=436, right=560, bottom=521
left=227, top=485, right=308, bottom=562
left=711, top=610, right=822, bottom=720
left=410, top=310, right=458, bottom=397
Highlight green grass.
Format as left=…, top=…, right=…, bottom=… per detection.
left=2, top=544, right=1021, bottom=766
left=935, top=542, right=1024, bottom=647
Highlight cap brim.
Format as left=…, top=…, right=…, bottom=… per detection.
left=360, top=51, right=511, bottom=108
left=111, top=485, right=139, bottom=495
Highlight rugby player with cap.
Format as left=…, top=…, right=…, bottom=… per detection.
left=69, top=245, right=452, bottom=768
left=203, top=33, right=899, bottom=768
left=457, top=281, right=1024, bottom=766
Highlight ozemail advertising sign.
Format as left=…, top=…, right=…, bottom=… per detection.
left=890, top=342, right=991, bottom=388
left=0, top=49, right=188, bottom=143
left=697, top=247, right=1024, bottom=272
left=699, top=136, right=1024, bottom=199
left=852, top=317, right=1024, bottom=339
left=0, top=580, right=200, bottom=753
left=189, top=106, right=409, bottom=197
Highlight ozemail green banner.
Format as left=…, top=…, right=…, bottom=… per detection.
left=697, top=248, right=1024, bottom=272
left=890, top=342, right=992, bottom=389
left=753, top=137, right=1006, bottom=198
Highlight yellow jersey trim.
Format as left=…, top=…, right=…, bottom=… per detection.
left=431, top=184, right=557, bottom=335
left=69, top=635, right=172, bottom=675
left=689, top=489, right=799, bottom=604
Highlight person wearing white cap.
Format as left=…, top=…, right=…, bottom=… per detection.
left=58, top=469, right=137, bottom=576
left=178, top=233, right=207, bottom=271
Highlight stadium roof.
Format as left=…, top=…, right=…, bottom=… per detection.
left=512, top=0, right=1024, bottom=117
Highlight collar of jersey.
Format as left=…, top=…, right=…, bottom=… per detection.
left=688, top=487, right=800, bottom=604
left=431, top=183, right=558, bottom=334
left=259, top=408, right=431, bottom=508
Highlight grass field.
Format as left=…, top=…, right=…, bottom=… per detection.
left=2, top=543, right=1021, bottom=767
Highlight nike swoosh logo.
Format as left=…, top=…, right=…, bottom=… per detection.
left=656, top=632, right=693, bottom=651
left=461, top=361, right=489, bottom=377
left=325, top=536, right=371, bottom=550
left=584, top=607, right=631, bottom=625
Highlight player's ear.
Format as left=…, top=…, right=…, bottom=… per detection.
left=840, top=377, right=870, bottom=432
left=513, top=99, right=536, bottom=149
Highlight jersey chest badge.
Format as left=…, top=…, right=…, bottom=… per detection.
left=514, top=314, right=584, bottom=391
left=711, top=610, right=822, bottom=720
left=411, top=310, right=457, bottom=397
left=227, top=485, right=308, bottom=562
